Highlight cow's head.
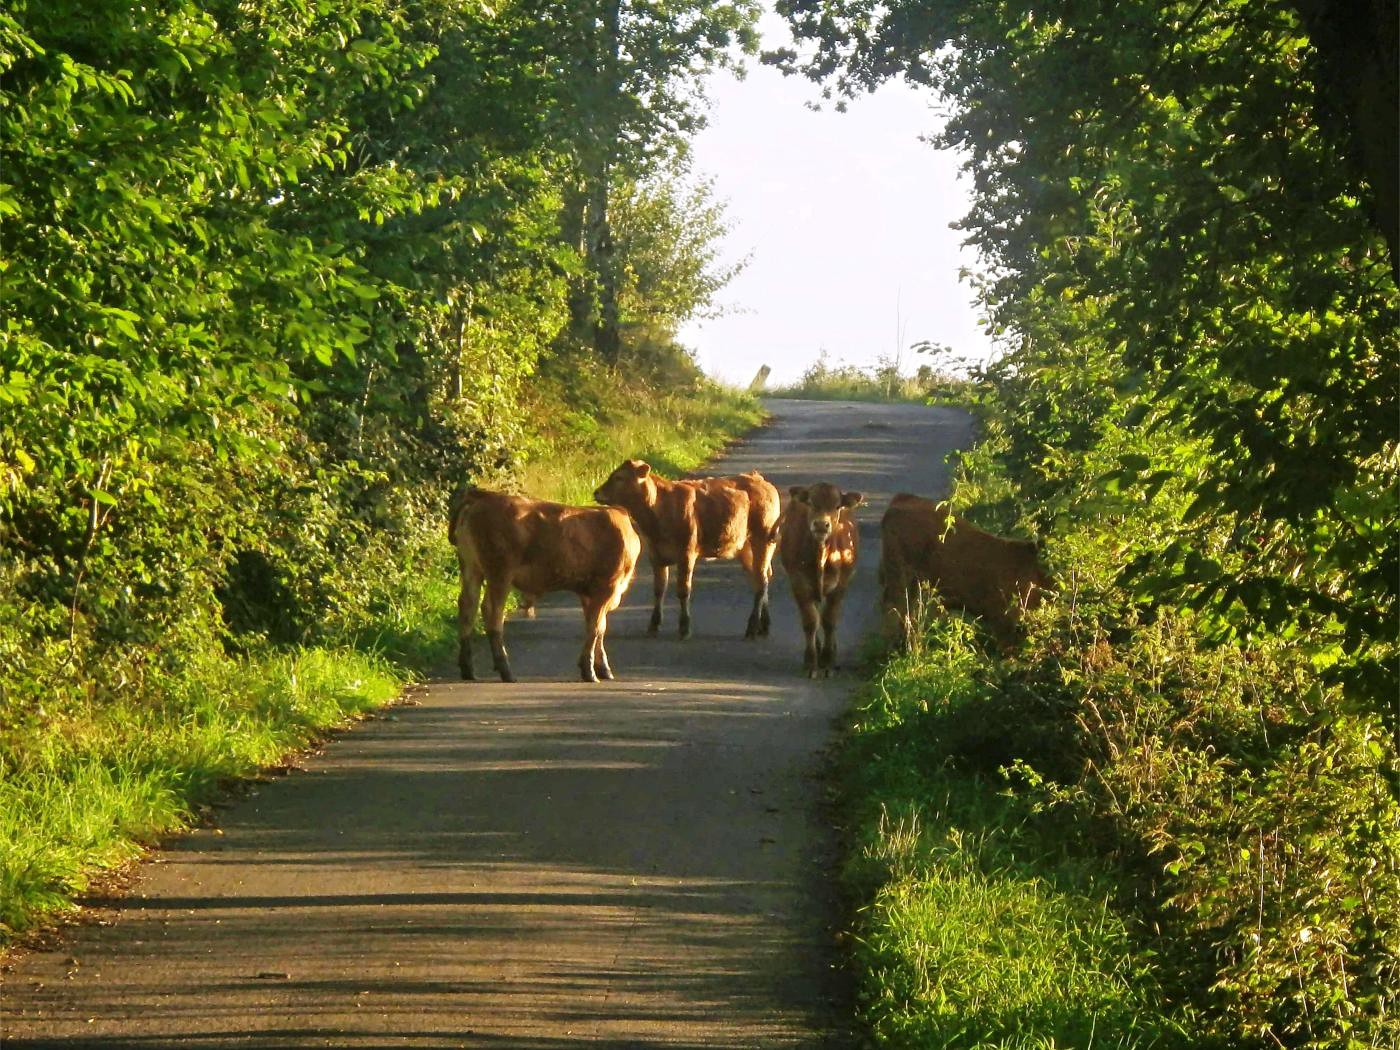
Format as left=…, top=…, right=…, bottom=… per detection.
left=790, top=482, right=863, bottom=542
left=594, top=459, right=654, bottom=508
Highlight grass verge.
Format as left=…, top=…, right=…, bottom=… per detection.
left=841, top=613, right=1209, bottom=1049
left=0, top=379, right=762, bottom=944
left=0, top=648, right=404, bottom=936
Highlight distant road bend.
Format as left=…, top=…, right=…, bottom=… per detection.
left=2, top=399, right=974, bottom=1049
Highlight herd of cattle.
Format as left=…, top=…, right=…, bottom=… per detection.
left=448, top=461, right=1053, bottom=683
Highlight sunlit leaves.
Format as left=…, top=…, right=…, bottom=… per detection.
left=779, top=3, right=1400, bottom=1044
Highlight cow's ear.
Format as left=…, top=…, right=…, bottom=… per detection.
left=632, top=460, right=652, bottom=477
left=788, top=485, right=809, bottom=503
left=841, top=491, right=865, bottom=508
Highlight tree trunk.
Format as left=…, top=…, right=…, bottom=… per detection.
left=560, top=179, right=593, bottom=341
left=588, top=0, right=622, bottom=363
left=1291, top=0, right=1400, bottom=279
left=588, top=157, right=621, bottom=362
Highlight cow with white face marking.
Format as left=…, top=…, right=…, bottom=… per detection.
left=777, top=482, right=864, bottom=677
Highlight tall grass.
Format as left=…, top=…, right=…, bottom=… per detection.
left=840, top=610, right=1209, bottom=1049
left=519, top=383, right=763, bottom=502
left=844, top=486, right=1398, bottom=1047
left=0, top=380, right=763, bottom=943
left=0, top=648, right=402, bottom=935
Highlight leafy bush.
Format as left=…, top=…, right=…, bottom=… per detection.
left=843, top=409, right=1400, bottom=1047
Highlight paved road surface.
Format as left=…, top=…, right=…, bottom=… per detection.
left=2, top=400, right=973, bottom=1048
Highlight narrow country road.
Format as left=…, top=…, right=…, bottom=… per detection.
left=2, top=400, right=974, bottom=1049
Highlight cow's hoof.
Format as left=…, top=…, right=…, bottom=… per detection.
left=596, top=668, right=615, bottom=681
left=460, top=670, right=476, bottom=682
left=499, top=671, right=517, bottom=684
left=580, top=669, right=599, bottom=683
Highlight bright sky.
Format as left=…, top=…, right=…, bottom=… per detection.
left=679, top=16, right=996, bottom=387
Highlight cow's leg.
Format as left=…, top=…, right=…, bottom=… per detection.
left=738, top=544, right=766, bottom=640
left=798, top=597, right=822, bottom=678
left=456, top=564, right=483, bottom=681
left=648, top=560, right=669, bottom=636
left=578, top=595, right=606, bottom=683
left=819, top=588, right=847, bottom=677
left=677, top=552, right=697, bottom=639
left=595, top=576, right=630, bottom=679
left=483, top=574, right=515, bottom=683
left=593, top=600, right=616, bottom=681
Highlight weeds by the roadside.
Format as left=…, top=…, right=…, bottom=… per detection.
left=841, top=613, right=1209, bottom=1049
left=844, top=514, right=1399, bottom=1049
left=0, top=647, right=402, bottom=937
left=520, top=378, right=763, bottom=503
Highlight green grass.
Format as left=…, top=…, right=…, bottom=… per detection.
left=765, top=356, right=973, bottom=404
left=767, top=372, right=931, bottom=403
left=841, top=615, right=1210, bottom=1049
left=519, top=383, right=764, bottom=502
left=0, top=380, right=763, bottom=944
left=0, top=647, right=404, bottom=937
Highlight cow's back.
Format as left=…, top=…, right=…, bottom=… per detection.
left=880, top=493, right=947, bottom=581
left=516, top=504, right=639, bottom=594
left=729, top=470, right=781, bottom=540
left=459, top=491, right=638, bottom=595
left=691, top=479, right=749, bottom=559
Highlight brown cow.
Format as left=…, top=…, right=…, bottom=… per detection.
left=879, top=493, right=1053, bottom=646
left=778, top=482, right=864, bottom=677
left=593, top=461, right=781, bottom=639
left=449, top=486, right=640, bottom=683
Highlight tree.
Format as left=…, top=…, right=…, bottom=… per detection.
left=774, top=0, right=1399, bottom=737
left=611, top=168, right=747, bottom=368
left=540, top=0, right=759, bottom=360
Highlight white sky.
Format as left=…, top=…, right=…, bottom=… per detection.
left=679, top=16, right=996, bottom=387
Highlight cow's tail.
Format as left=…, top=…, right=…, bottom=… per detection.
left=766, top=515, right=783, bottom=547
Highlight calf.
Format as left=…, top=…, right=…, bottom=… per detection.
left=593, top=461, right=780, bottom=639
left=879, top=493, right=1053, bottom=646
left=778, top=482, right=864, bottom=677
left=449, top=485, right=640, bottom=683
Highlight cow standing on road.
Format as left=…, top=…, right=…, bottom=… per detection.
left=778, top=482, right=864, bottom=678
left=593, top=461, right=781, bottom=640
left=449, top=486, right=640, bottom=683
left=879, top=492, right=1053, bottom=647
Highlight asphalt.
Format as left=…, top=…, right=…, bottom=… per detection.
left=1, top=399, right=975, bottom=1049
